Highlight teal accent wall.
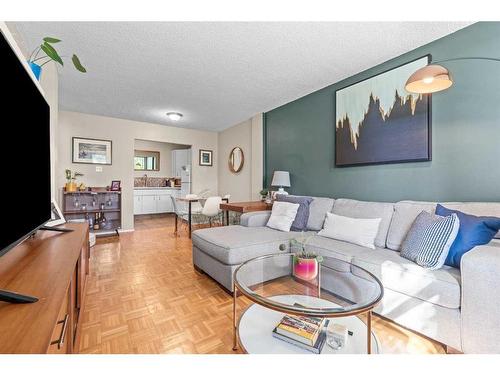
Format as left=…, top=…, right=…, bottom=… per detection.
left=264, top=22, right=500, bottom=202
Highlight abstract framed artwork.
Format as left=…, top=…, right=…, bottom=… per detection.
left=335, top=55, right=432, bottom=167
left=72, top=137, right=112, bottom=165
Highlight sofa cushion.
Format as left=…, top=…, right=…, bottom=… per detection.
left=332, top=199, right=394, bottom=248
left=305, top=235, right=373, bottom=265
left=387, top=201, right=437, bottom=251
left=351, top=247, right=461, bottom=309
left=400, top=211, right=460, bottom=270
left=441, top=202, right=500, bottom=239
left=307, top=197, right=335, bottom=231
left=318, top=212, right=381, bottom=249
left=275, top=195, right=313, bottom=231
left=387, top=201, right=500, bottom=251
left=266, top=201, right=300, bottom=232
left=192, top=225, right=300, bottom=265
left=436, top=204, right=500, bottom=268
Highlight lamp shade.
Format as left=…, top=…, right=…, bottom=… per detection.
left=405, top=64, right=453, bottom=94
left=271, top=171, right=290, bottom=187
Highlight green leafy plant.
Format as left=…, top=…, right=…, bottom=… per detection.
left=259, top=189, right=268, bottom=197
left=291, top=233, right=323, bottom=261
left=28, top=37, right=87, bottom=72
left=65, top=169, right=84, bottom=183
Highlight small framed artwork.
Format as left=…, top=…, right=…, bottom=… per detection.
left=73, top=137, right=112, bottom=165
left=199, top=149, right=213, bottom=166
left=110, top=180, right=121, bottom=191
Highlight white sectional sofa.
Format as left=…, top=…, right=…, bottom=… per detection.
left=192, top=197, right=500, bottom=353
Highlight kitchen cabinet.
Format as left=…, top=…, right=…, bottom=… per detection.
left=157, top=194, right=172, bottom=213
left=133, top=188, right=180, bottom=215
left=141, top=195, right=157, bottom=214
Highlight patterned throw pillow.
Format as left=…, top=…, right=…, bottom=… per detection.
left=400, top=211, right=460, bottom=270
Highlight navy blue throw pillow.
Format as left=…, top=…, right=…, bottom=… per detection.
left=275, top=195, right=313, bottom=231
left=435, top=204, right=500, bottom=268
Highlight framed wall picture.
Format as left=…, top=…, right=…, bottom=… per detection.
left=72, top=137, right=112, bottom=165
left=335, top=55, right=431, bottom=167
left=199, top=149, right=213, bottom=166
left=110, top=180, right=121, bottom=191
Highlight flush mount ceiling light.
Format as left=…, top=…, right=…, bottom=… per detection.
left=166, top=112, right=183, bottom=121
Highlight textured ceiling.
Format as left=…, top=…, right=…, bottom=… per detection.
left=11, top=22, right=471, bottom=131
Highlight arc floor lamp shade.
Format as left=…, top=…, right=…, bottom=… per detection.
left=405, top=64, right=453, bottom=94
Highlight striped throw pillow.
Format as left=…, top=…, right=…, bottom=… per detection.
left=400, top=211, right=460, bottom=270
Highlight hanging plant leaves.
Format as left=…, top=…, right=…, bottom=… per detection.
left=40, top=42, right=64, bottom=66
left=43, top=37, right=61, bottom=44
left=72, top=54, right=87, bottom=73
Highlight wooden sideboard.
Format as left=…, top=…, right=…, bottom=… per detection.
left=0, top=223, right=89, bottom=353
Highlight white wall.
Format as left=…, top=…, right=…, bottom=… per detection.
left=218, top=119, right=252, bottom=201
left=217, top=114, right=263, bottom=201
left=57, top=111, right=218, bottom=230
left=250, top=114, right=264, bottom=200
left=133, top=139, right=189, bottom=178
left=40, top=64, right=59, bottom=200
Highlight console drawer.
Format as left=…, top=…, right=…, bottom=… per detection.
left=47, top=287, right=71, bottom=354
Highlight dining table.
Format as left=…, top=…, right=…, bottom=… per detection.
left=176, top=196, right=230, bottom=238
left=219, top=200, right=273, bottom=226
left=219, top=200, right=273, bottom=214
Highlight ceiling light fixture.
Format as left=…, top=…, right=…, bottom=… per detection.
left=166, top=112, right=183, bottom=121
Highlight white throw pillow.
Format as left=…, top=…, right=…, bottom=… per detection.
left=266, top=201, right=300, bottom=232
left=318, top=212, right=382, bottom=249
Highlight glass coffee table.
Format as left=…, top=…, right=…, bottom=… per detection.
left=232, top=253, right=384, bottom=354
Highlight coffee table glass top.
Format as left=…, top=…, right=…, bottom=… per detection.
left=234, top=253, right=383, bottom=317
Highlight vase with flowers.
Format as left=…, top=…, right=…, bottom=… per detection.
left=291, top=234, right=323, bottom=281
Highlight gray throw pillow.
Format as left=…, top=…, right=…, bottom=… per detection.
left=275, top=195, right=313, bottom=231
left=400, top=211, right=460, bottom=270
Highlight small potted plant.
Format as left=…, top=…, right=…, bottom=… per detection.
left=65, top=169, right=84, bottom=192
left=27, top=37, right=87, bottom=80
left=291, top=234, right=322, bottom=281
left=259, top=189, right=268, bottom=201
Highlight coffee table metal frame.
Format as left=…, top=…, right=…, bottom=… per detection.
left=232, top=253, right=384, bottom=354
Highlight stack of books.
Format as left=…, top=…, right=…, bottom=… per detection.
left=272, top=314, right=328, bottom=354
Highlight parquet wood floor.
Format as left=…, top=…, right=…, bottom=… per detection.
left=78, top=214, right=446, bottom=354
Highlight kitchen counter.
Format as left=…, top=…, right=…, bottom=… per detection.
left=134, top=186, right=180, bottom=190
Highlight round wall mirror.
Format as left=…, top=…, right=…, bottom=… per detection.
left=228, top=147, right=244, bottom=173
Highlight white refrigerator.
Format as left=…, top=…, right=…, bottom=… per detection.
left=180, top=167, right=191, bottom=196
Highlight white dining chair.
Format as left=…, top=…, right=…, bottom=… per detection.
left=170, top=195, right=202, bottom=235
left=200, top=196, right=223, bottom=227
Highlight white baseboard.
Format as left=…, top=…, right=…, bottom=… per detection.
left=118, top=228, right=135, bottom=233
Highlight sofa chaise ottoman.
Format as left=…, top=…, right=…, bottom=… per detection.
left=192, top=197, right=500, bottom=353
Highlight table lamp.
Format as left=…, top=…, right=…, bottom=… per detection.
left=271, top=171, right=290, bottom=195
